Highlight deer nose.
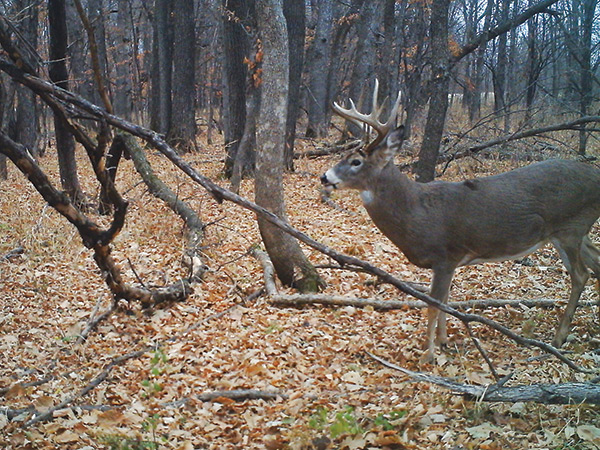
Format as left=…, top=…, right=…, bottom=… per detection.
left=320, top=174, right=328, bottom=185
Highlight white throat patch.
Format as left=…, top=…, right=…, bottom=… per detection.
left=360, top=190, right=374, bottom=204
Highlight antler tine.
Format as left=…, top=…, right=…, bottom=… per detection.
left=332, top=79, right=402, bottom=152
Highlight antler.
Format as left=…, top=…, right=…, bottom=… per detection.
left=332, top=79, right=402, bottom=152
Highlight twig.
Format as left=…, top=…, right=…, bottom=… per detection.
left=24, top=349, right=147, bottom=428
left=0, top=245, right=24, bottom=261
left=77, top=301, right=116, bottom=343
left=465, top=322, right=499, bottom=381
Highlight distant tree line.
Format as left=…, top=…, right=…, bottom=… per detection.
left=0, top=0, right=598, bottom=182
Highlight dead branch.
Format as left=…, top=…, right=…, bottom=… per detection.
left=124, top=132, right=206, bottom=282
left=0, top=29, right=202, bottom=309
left=9, top=388, right=283, bottom=425
left=367, top=352, right=600, bottom=405
left=269, top=294, right=593, bottom=311
left=24, top=349, right=147, bottom=428
left=439, top=115, right=600, bottom=164
left=164, top=389, right=287, bottom=409
left=0, top=245, right=24, bottom=261
left=294, top=138, right=363, bottom=159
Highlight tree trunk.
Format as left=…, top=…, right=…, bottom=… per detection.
left=0, top=76, right=7, bottom=180
left=305, top=0, right=334, bottom=138
left=229, top=85, right=259, bottom=193
left=222, top=0, right=252, bottom=177
left=414, top=0, right=450, bottom=183
left=88, top=0, right=111, bottom=108
left=48, top=0, right=84, bottom=203
left=348, top=0, right=383, bottom=118
left=14, top=0, right=40, bottom=157
left=576, top=0, right=597, bottom=156
left=255, top=0, right=322, bottom=293
left=114, top=0, right=134, bottom=121
left=283, top=0, right=305, bottom=170
left=168, top=0, right=197, bottom=153
left=150, top=0, right=173, bottom=134
left=401, top=1, right=428, bottom=134
left=378, top=0, right=397, bottom=115
left=469, top=0, right=493, bottom=122
left=493, top=0, right=510, bottom=119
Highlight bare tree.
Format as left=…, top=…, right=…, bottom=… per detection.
left=113, top=0, right=134, bottom=120
left=13, top=0, right=40, bottom=157
left=222, top=0, right=253, bottom=176
left=150, top=0, right=173, bottom=134
left=305, top=0, right=334, bottom=138
left=168, top=0, right=197, bottom=153
left=255, top=0, right=322, bottom=292
left=283, top=0, right=305, bottom=169
left=414, top=0, right=451, bottom=183
left=48, top=0, right=84, bottom=203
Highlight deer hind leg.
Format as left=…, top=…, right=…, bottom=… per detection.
left=552, top=237, right=589, bottom=348
left=580, top=236, right=600, bottom=319
left=421, top=267, right=455, bottom=364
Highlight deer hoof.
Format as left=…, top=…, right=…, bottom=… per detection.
left=419, top=349, right=435, bottom=365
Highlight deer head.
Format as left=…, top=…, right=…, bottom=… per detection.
left=321, top=80, right=405, bottom=192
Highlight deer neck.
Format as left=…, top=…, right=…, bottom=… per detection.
left=360, top=162, right=416, bottom=209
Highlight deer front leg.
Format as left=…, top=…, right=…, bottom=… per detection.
left=421, top=267, right=455, bottom=364
left=552, top=239, right=589, bottom=348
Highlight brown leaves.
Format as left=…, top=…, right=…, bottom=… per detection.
left=1, top=140, right=599, bottom=449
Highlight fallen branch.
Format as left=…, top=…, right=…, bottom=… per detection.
left=164, top=389, right=287, bottom=409
left=269, top=295, right=592, bottom=311
left=125, top=132, right=206, bottom=283
left=0, top=245, right=24, bottom=261
left=8, top=389, right=283, bottom=423
left=294, top=138, right=363, bottom=159
left=24, top=349, right=147, bottom=428
left=367, top=352, right=600, bottom=405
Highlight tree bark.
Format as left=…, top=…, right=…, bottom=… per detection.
left=168, top=0, right=197, bottom=153
left=222, top=0, right=252, bottom=177
left=48, top=0, right=84, bottom=203
left=255, top=0, right=322, bottom=292
left=114, top=0, right=134, bottom=120
left=305, top=0, right=334, bottom=138
left=414, top=0, right=450, bottom=183
left=150, top=0, right=173, bottom=134
left=14, top=0, right=40, bottom=157
left=282, top=0, right=305, bottom=170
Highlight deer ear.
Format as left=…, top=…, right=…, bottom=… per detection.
left=386, top=126, right=405, bottom=149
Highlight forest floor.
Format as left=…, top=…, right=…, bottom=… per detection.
left=1, top=129, right=600, bottom=450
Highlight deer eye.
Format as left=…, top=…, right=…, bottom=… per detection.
left=350, top=158, right=362, bottom=167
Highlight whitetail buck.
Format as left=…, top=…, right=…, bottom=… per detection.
left=321, top=80, right=600, bottom=362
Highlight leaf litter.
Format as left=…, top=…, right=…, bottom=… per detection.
left=0, top=136, right=599, bottom=449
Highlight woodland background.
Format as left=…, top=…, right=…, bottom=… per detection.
left=1, top=0, right=600, bottom=449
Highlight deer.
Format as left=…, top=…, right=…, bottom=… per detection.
left=320, top=80, right=600, bottom=363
